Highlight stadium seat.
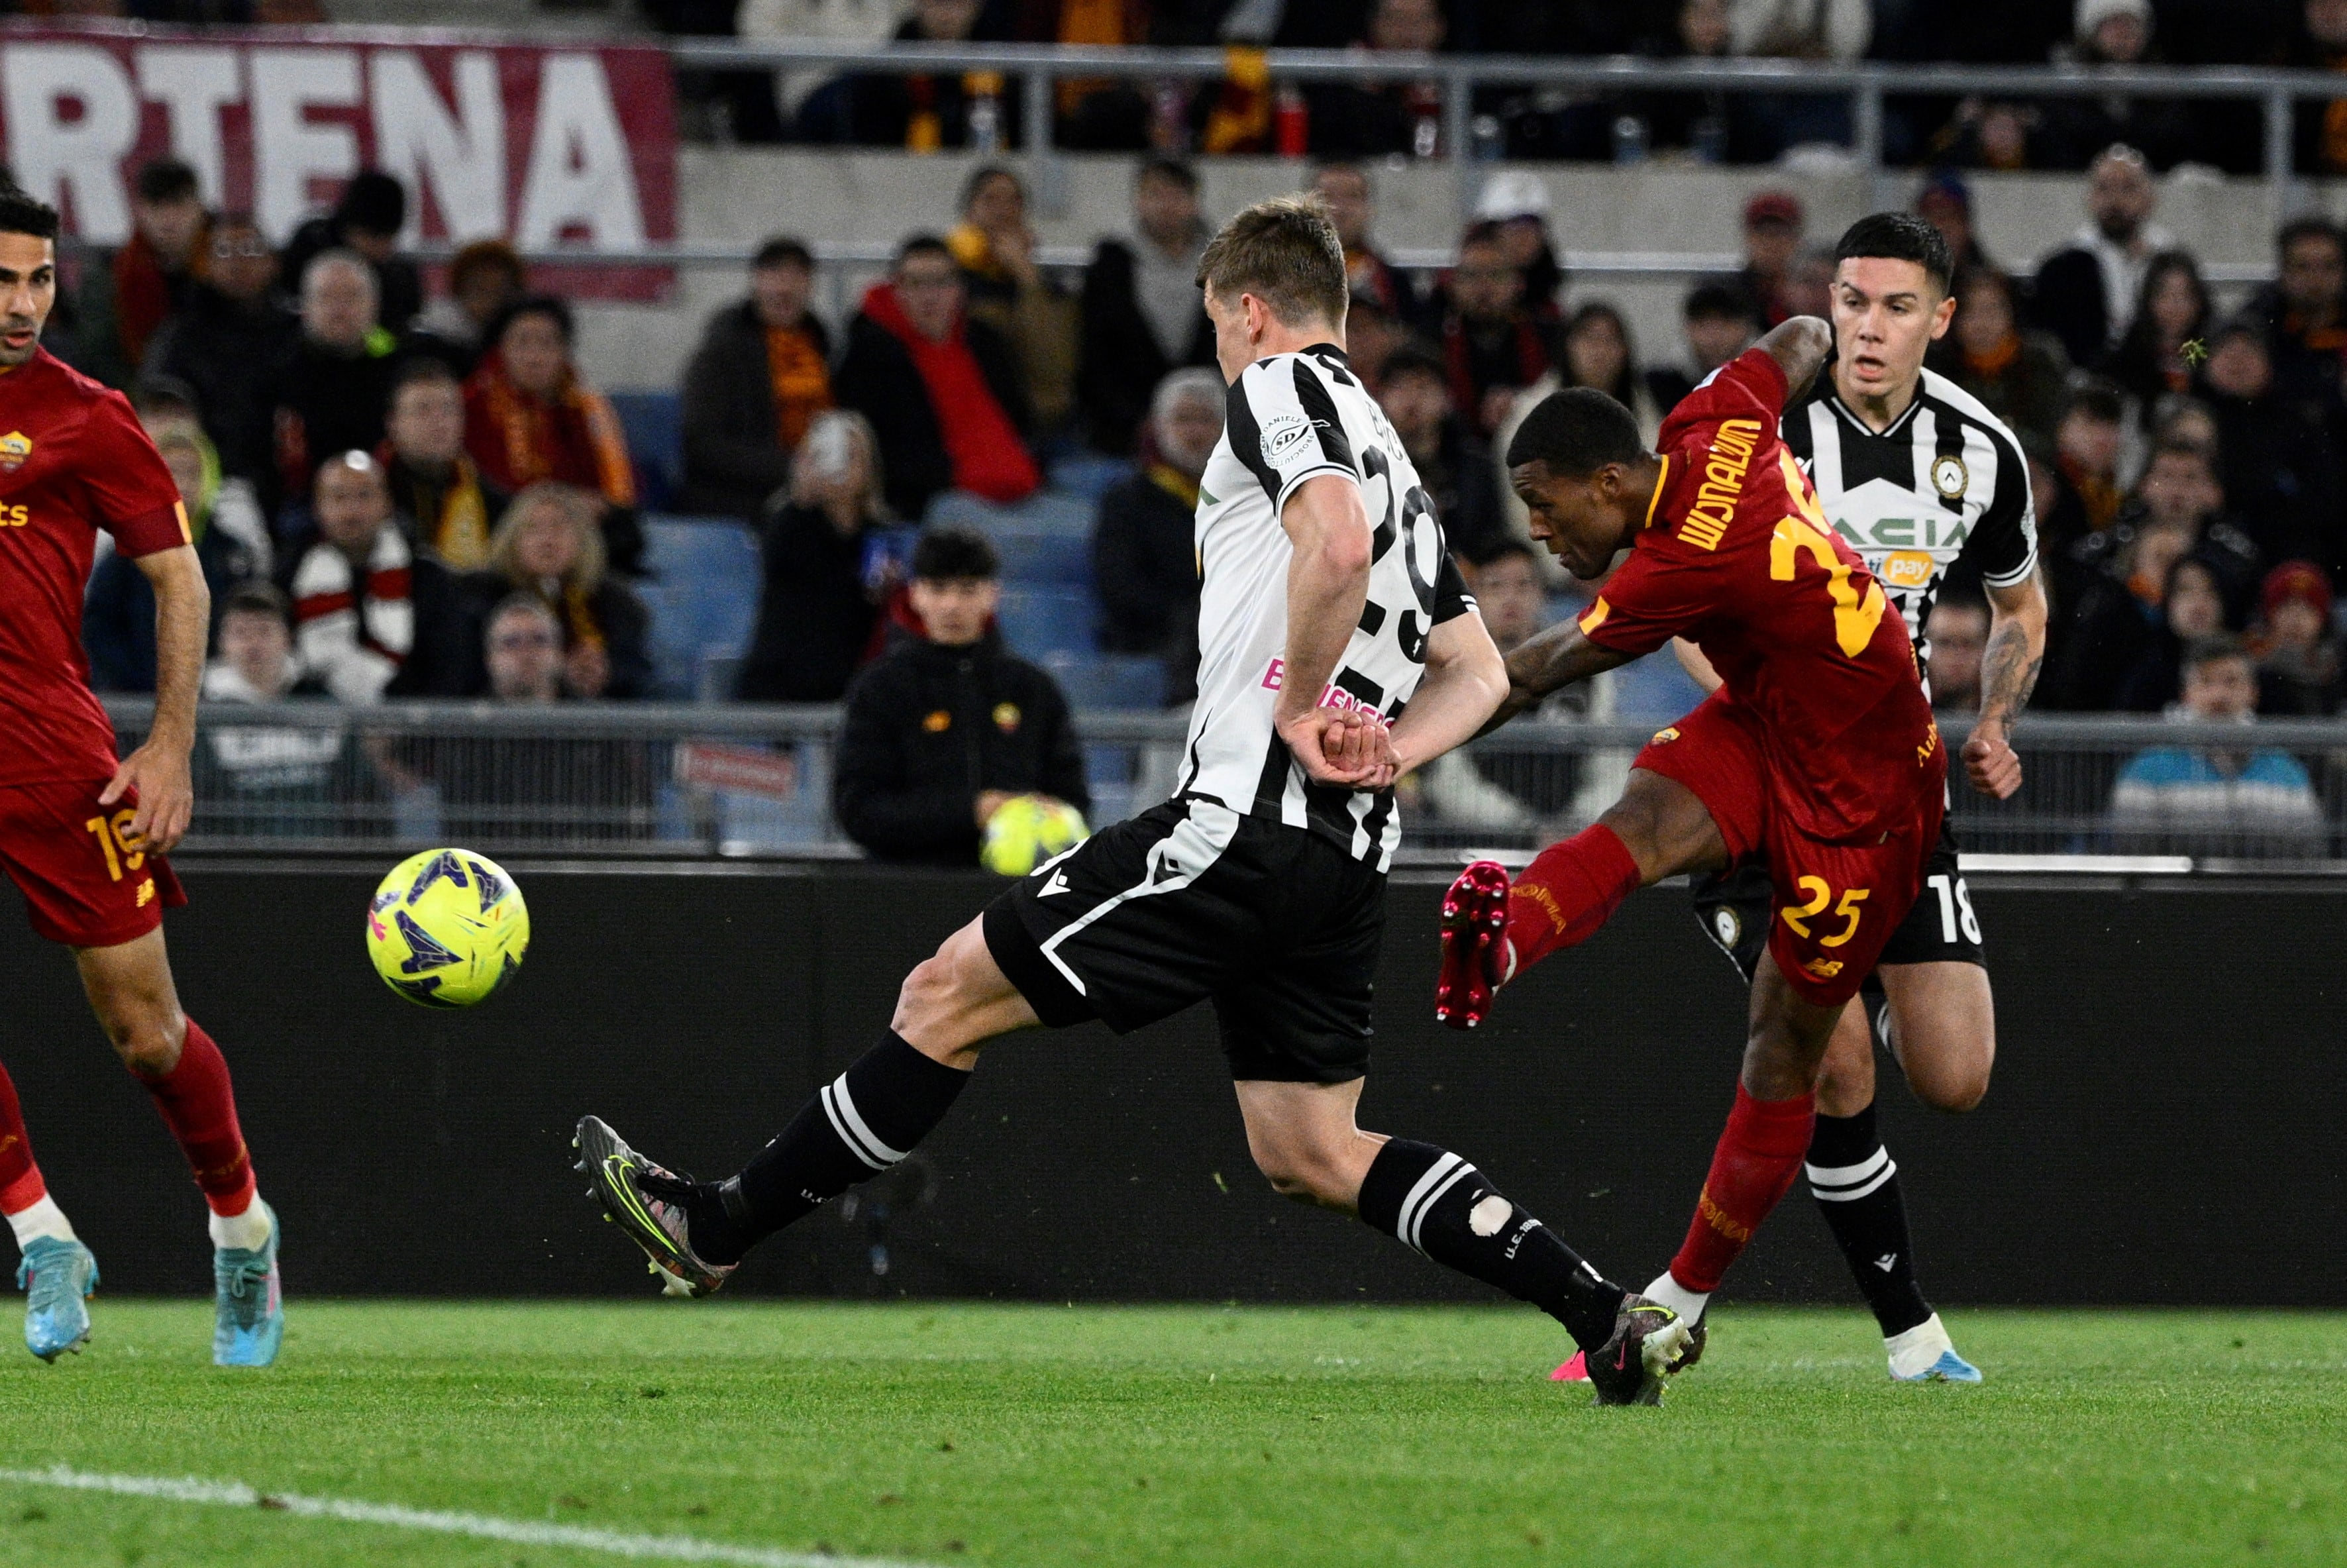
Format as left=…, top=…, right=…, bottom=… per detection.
left=1045, top=652, right=1166, bottom=711
left=996, top=584, right=1097, bottom=663
left=927, top=489, right=1096, bottom=588
left=1047, top=451, right=1134, bottom=502
left=636, top=514, right=761, bottom=700
left=609, top=391, right=685, bottom=513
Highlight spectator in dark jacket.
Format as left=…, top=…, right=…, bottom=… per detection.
left=1377, top=346, right=1503, bottom=562
left=468, top=483, right=653, bottom=701
left=680, top=236, right=835, bottom=519
left=739, top=411, right=893, bottom=704
left=2254, top=558, right=2342, bottom=714
left=834, top=526, right=1088, bottom=866
left=274, top=250, right=403, bottom=524
left=835, top=236, right=1038, bottom=519
left=846, top=0, right=1017, bottom=150
left=1931, top=263, right=2073, bottom=452
left=1078, top=159, right=1217, bottom=456
left=1314, top=162, right=1416, bottom=325
left=1438, top=221, right=1553, bottom=436
left=2197, top=317, right=2346, bottom=569
left=1094, top=369, right=1220, bottom=702
left=84, top=421, right=269, bottom=692
left=2249, top=216, right=2347, bottom=414
left=2099, top=250, right=2209, bottom=425
left=278, top=170, right=425, bottom=332
left=2029, top=144, right=2173, bottom=367
left=406, top=238, right=525, bottom=377
left=382, top=359, right=506, bottom=573
left=76, top=157, right=207, bottom=391
left=144, top=212, right=297, bottom=498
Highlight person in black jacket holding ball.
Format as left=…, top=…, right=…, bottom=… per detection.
left=833, top=525, right=1089, bottom=866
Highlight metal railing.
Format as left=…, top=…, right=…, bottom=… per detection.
left=113, top=699, right=2347, bottom=870
left=659, top=39, right=2347, bottom=225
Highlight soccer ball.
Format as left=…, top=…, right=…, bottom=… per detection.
left=980, top=796, right=1088, bottom=877
left=365, top=848, right=531, bottom=1008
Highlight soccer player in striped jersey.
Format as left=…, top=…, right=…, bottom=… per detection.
left=579, top=194, right=1695, bottom=1404
left=1648, top=213, right=2048, bottom=1383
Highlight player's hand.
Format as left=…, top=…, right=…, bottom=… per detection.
left=1962, top=717, right=2023, bottom=800
left=1278, top=707, right=1396, bottom=792
left=101, top=739, right=194, bottom=857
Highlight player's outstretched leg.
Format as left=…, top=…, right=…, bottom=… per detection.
left=1, top=1059, right=97, bottom=1363
left=75, top=933, right=280, bottom=1367
left=1437, top=772, right=1727, bottom=1031
left=1238, top=1080, right=1690, bottom=1405
left=578, top=918, right=1019, bottom=1295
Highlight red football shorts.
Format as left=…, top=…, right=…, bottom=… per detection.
left=1633, top=693, right=1944, bottom=1007
left=0, top=778, right=187, bottom=949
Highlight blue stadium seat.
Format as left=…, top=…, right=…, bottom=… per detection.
left=1045, top=652, right=1165, bottom=711
left=1047, top=452, right=1135, bottom=502
left=637, top=514, right=761, bottom=700
left=926, top=490, right=1096, bottom=588
left=609, top=392, right=685, bottom=512
left=996, top=584, right=1097, bottom=662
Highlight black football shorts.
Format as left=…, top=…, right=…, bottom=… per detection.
left=982, top=798, right=1384, bottom=1084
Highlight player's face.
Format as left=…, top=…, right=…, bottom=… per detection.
left=0, top=233, right=56, bottom=368
left=1830, top=257, right=1954, bottom=404
left=1510, top=460, right=1633, bottom=580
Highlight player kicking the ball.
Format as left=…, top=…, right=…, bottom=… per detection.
left=0, top=188, right=282, bottom=1366
left=579, top=194, right=1693, bottom=1404
left=1435, top=316, right=1948, bottom=1382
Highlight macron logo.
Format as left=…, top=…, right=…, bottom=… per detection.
left=1037, top=869, right=1072, bottom=898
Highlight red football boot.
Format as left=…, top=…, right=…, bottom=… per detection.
left=1435, top=860, right=1513, bottom=1031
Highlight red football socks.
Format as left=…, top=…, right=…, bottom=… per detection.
left=1504, top=824, right=1642, bottom=975
left=132, top=1019, right=256, bottom=1216
left=1669, top=1083, right=1817, bottom=1293
left=0, top=1061, right=46, bottom=1215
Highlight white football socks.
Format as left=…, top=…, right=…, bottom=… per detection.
left=1885, top=1312, right=1955, bottom=1379
left=209, top=1195, right=272, bottom=1253
left=6, top=1194, right=75, bottom=1250
left=1643, top=1269, right=1710, bottom=1326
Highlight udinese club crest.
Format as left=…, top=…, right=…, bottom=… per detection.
left=1930, top=453, right=1968, bottom=499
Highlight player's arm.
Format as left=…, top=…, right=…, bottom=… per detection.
left=1753, top=315, right=1834, bottom=401
left=1477, top=617, right=1638, bottom=736
left=1388, top=609, right=1507, bottom=776
left=103, top=543, right=209, bottom=855
left=1673, top=636, right=1722, bottom=694
left=1965, top=568, right=2049, bottom=800
left=1276, top=472, right=1388, bottom=788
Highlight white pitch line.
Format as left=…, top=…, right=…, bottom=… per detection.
left=0, top=1465, right=951, bottom=1568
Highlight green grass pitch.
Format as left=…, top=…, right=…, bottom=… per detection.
left=1, top=1300, right=2341, bottom=1567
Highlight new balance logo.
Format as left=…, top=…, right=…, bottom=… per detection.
left=1873, top=1253, right=1899, bottom=1273
left=1037, top=870, right=1071, bottom=898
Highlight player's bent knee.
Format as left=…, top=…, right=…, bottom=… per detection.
left=1245, top=1132, right=1349, bottom=1206
left=107, top=1012, right=185, bottom=1076
left=1906, top=1051, right=1992, bottom=1114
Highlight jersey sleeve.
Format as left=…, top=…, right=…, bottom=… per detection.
left=1432, top=550, right=1474, bottom=625
left=78, top=392, right=190, bottom=558
left=1225, top=354, right=1358, bottom=518
left=1654, top=346, right=1791, bottom=453
left=1968, top=425, right=2038, bottom=589
left=1573, top=536, right=1723, bottom=658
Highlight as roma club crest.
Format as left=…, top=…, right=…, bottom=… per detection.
left=0, top=431, right=32, bottom=472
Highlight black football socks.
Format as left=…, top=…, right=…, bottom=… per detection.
left=685, top=1031, right=970, bottom=1265
left=1357, top=1139, right=1626, bottom=1351
left=1806, top=1104, right=1933, bottom=1337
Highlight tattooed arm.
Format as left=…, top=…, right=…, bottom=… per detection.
left=1963, top=570, right=2050, bottom=799
left=1477, top=619, right=1639, bottom=737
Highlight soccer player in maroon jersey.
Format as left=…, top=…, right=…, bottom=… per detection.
left=0, top=187, right=282, bottom=1366
left=1435, top=315, right=1947, bottom=1366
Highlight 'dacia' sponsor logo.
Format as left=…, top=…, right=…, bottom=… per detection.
left=1680, top=419, right=1762, bottom=550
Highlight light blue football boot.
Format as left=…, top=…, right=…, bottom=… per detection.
left=212, top=1202, right=283, bottom=1368
left=19, top=1236, right=97, bottom=1363
left=1887, top=1313, right=1983, bottom=1383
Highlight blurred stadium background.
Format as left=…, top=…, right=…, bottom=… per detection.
left=1, top=0, right=2342, bottom=1308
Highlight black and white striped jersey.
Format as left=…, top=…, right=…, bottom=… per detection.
left=1176, top=342, right=1474, bottom=873
left=1781, top=367, right=2036, bottom=678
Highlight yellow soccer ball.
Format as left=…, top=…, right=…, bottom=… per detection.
left=980, top=796, right=1089, bottom=877
left=365, top=849, right=531, bottom=1008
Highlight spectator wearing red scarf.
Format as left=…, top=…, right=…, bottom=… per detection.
left=1438, top=221, right=1552, bottom=437
left=835, top=235, right=1039, bottom=520
left=463, top=295, right=637, bottom=511
left=76, top=157, right=207, bottom=390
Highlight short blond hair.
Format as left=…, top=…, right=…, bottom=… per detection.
left=1196, top=193, right=1347, bottom=330
left=489, top=482, right=605, bottom=594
